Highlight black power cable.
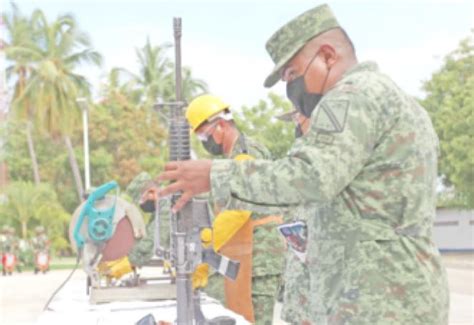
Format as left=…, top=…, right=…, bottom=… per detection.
left=42, top=250, right=82, bottom=311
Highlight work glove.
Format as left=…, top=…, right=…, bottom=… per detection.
left=98, top=256, right=133, bottom=279
left=192, top=263, right=209, bottom=289
left=190, top=228, right=214, bottom=289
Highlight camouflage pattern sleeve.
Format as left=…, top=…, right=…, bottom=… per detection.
left=211, top=83, right=394, bottom=217
left=126, top=172, right=173, bottom=267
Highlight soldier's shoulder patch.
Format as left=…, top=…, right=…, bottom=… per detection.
left=313, top=99, right=349, bottom=133
left=315, top=132, right=335, bottom=146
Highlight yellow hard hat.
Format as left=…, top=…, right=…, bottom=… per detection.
left=186, top=95, right=229, bottom=132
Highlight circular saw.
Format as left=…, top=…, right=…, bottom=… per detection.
left=69, top=181, right=146, bottom=287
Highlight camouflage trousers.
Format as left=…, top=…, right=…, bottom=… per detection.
left=206, top=272, right=281, bottom=325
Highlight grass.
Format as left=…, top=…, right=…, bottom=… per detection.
left=1, top=256, right=79, bottom=272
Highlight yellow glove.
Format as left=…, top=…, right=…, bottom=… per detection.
left=98, top=256, right=133, bottom=279
left=212, top=209, right=251, bottom=251
left=192, top=263, right=209, bottom=289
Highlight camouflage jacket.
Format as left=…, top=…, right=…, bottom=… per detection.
left=228, top=135, right=286, bottom=277
left=126, top=172, right=171, bottom=267
left=210, top=62, right=449, bottom=324
left=30, top=234, right=50, bottom=252
left=1, top=235, right=18, bottom=254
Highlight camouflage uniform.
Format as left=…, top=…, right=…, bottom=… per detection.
left=0, top=226, right=8, bottom=275
left=210, top=60, right=450, bottom=324
left=126, top=172, right=171, bottom=266
left=0, top=226, right=7, bottom=253
left=3, top=228, right=18, bottom=254
left=31, top=230, right=50, bottom=253
left=207, top=136, right=285, bottom=325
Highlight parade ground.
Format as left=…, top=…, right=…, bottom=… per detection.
left=0, top=255, right=473, bottom=325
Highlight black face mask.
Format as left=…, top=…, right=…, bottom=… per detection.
left=295, top=124, right=304, bottom=138
left=286, top=51, right=329, bottom=118
left=202, top=136, right=224, bottom=156
left=140, top=200, right=156, bottom=213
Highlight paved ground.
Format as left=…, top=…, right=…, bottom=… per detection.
left=1, top=256, right=473, bottom=325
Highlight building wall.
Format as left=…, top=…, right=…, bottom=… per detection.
left=433, top=209, right=474, bottom=252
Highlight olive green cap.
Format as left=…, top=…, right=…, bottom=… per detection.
left=264, top=4, right=340, bottom=87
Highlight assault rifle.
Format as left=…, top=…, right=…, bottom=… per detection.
left=142, top=17, right=240, bottom=325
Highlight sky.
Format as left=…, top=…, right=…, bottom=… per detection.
left=2, top=0, right=473, bottom=109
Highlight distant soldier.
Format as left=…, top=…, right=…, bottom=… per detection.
left=30, top=226, right=50, bottom=253
left=2, top=226, right=19, bottom=274
left=31, top=226, right=50, bottom=274
left=4, top=226, right=18, bottom=254
left=0, top=225, right=8, bottom=275
left=0, top=225, right=8, bottom=252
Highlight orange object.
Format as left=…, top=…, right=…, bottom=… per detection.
left=220, top=215, right=283, bottom=323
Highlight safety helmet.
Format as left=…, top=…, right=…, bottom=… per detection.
left=186, top=95, right=230, bottom=132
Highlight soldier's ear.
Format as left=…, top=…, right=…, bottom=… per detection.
left=320, top=44, right=337, bottom=67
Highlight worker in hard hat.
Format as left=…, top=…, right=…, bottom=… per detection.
left=186, top=94, right=286, bottom=324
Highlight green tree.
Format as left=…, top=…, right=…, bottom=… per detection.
left=86, top=102, right=167, bottom=187
left=234, top=93, right=295, bottom=158
left=0, top=181, right=68, bottom=242
left=134, top=38, right=173, bottom=106
left=3, top=3, right=41, bottom=184
left=131, top=39, right=208, bottom=108
left=8, top=9, right=102, bottom=200
left=422, top=31, right=474, bottom=208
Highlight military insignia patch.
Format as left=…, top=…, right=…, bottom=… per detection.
left=313, top=100, right=349, bottom=133
left=315, top=133, right=335, bottom=145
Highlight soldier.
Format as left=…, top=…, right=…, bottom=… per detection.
left=185, top=95, right=285, bottom=324
left=0, top=225, right=8, bottom=275
left=2, top=226, right=19, bottom=274
left=157, top=3, right=450, bottom=324
left=0, top=225, right=7, bottom=251
left=125, top=172, right=170, bottom=268
left=31, top=226, right=50, bottom=253
left=31, top=226, right=50, bottom=273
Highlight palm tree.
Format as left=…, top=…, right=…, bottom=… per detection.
left=132, top=39, right=208, bottom=112
left=135, top=38, right=173, bottom=106
left=0, top=181, right=58, bottom=238
left=3, top=4, right=41, bottom=184
left=9, top=9, right=102, bottom=200
left=99, top=67, right=142, bottom=110
left=181, top=66, right=207, bottom=100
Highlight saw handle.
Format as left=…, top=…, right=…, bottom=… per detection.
left=73, top=181, right=119, bottom=249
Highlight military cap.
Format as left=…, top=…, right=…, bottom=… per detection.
left=125, top=172, right=153, bottom=203
left=264, top=3, right=340, bottom=87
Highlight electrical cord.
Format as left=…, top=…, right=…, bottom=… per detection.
left=42, top=250, right=82, bottom=311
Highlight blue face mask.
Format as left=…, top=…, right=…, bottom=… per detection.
left=286, top=51, right=329, bottom=118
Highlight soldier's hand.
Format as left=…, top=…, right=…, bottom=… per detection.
left=157, top=160, right=212, bottom=213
